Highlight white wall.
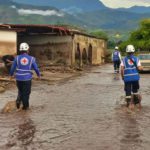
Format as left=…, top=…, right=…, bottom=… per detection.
left=0, top=30, right=17, bottom=56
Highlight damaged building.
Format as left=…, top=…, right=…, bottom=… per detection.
left=0, top=24, right=106, bottom=67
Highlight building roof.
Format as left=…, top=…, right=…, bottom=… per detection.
left=0, top=24, right=105, bottom=40
left=0, top=24, right=71, bottom=36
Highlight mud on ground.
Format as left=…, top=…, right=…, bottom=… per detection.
left=0, top=65, right=83, bottom=92
left=0, top=65, right=83, bottom=113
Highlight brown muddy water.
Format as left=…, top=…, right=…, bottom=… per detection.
left=0, top=64, right=150, bottom=150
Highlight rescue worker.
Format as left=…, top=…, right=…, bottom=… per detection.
left=121, top=45, right=143, bottom=109
left=112, top=46, right=122, bottom=73
left=10, top=42, right=40, bottom=110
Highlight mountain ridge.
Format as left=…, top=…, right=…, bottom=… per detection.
left=12, top=0, right=106, bottom=12
left=0, top=0, right=149, bottom=33
left=12, top=0, right=150, bottom=14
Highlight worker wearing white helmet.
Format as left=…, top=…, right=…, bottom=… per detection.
left=120, top=44, right=143, bottom=109
left=112, top=46, right=122, bottom=73
left=10, top=42, right=41, bottom=110
left=19, top=42, right=30, bottom=51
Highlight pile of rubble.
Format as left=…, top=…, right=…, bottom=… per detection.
left=0, top=78, right=15, bottom=93
left=39, top=64, right=79, bottom=73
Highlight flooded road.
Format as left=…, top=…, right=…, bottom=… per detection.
left=0, top=64, right=150, bottom=150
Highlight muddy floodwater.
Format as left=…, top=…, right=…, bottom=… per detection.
left=0, top=64, right=150, bottom=150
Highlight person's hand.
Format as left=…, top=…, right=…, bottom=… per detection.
left=37, top=76, right=41, bottom=80
left=9, top=76, right=13, bottom=80
left=138, top=66, right=143, bottom=71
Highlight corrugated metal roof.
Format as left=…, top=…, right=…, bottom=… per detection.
left=0, top=24, right=25, bottom=32
left=0, top=24, right=71, bottom=35
left=0, top=24, right=106, bottom=40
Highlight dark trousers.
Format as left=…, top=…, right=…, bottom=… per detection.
left=113, top=60, right=120, bottom=71
left=124, top=81, right=139, bottom=96
left=16, top=80, right=32, bottom=109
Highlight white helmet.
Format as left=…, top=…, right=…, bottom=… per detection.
left=20, top=42, right=29, bottom=51
left=115, top=46, right=119, bottom=50
left=126, top=45, right=135, bottom=53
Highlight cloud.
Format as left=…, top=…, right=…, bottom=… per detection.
left=10, top=5, right=64, bottom=17
left=11, top=5, right=17, bottom=9
left=18, top=9, right=64, bottom=17
left=100, top=0, right=150, bottom=8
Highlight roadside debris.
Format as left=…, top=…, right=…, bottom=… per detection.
left=1, top=100, right=22, bottom=113
left=0, top=86, right=5, bottom=93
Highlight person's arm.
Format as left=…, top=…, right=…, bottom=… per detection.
left=32, top=58, right=40, bottom=77
left=119, top=52, right=122, bottom=61
left=120, top=60, right=124, bottom=80
left=137, top=59, right=143, bottom=71
left=121, top=66, right=124, bottom=80
left=112, top=53, right=113, bottom=61
left=9, top=58, right=17, bottom=76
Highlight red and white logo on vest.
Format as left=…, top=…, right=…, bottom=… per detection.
left=20, top=57, right=29, bottom=66
left=127, top=59, right=134, bottom=66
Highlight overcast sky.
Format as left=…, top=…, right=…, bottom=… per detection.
left=100, top=0, right=150, bottom=8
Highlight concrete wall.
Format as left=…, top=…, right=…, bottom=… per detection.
left=18, top=34, right=106, bottom=67
left=0, top=30, right=17, bottom=56
left=18, top=35, right=73, bottom=65
left=0, top=29, right=106, bottom=67
left=73, top=34, right=106, bottom=66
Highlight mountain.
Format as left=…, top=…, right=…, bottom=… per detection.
left=0, top=0, right=88, bottom=27
left=12, top=0, right=150, bottom=14
left=77, top=9, right=150, bottom=30
left=12, top=0, right=106, bottom=13
left=0, top=0, right=149, bottom=33
left=0, top=0, right=13, bottom=5
left=118, top=6, right=150, bottom=14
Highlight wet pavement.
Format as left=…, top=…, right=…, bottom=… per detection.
left=0, top=64, right=150, bottom=150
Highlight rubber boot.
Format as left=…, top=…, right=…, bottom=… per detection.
left=133, top=94, right=141, bottom=105
left=133, top=94, right=142, bottom=109
left=125, top=97, right=131, bottom=107
left=16, top=96, right=21, bottom=109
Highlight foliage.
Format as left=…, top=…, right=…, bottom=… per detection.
left=55, top=23, right=87, bottom=32
left=119, top=19, right=150, bottom=53
left=107, top=40, right=116, bottom=49
left=89, top=29, right=108, bottom=40
left=104, top=50, right=112, bottom=63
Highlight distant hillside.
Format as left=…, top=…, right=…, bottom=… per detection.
left=76, top=9, right=150, bottom=30
left=0, top=0, right=150, bottom=33
left=118, top=6, right=150, bottom=14
left=0, top=1, right=89, bottom=28
left=12, top=0, right=150, bottom=14
left=12, top=0, right=106, bottom=13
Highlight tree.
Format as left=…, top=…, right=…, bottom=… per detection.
left=119, top=19, right=150, bottom=52
left=89, top=30, right=108, bottom=40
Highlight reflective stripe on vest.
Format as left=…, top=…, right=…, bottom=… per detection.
left=15, top=55, right=33, bottom=78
